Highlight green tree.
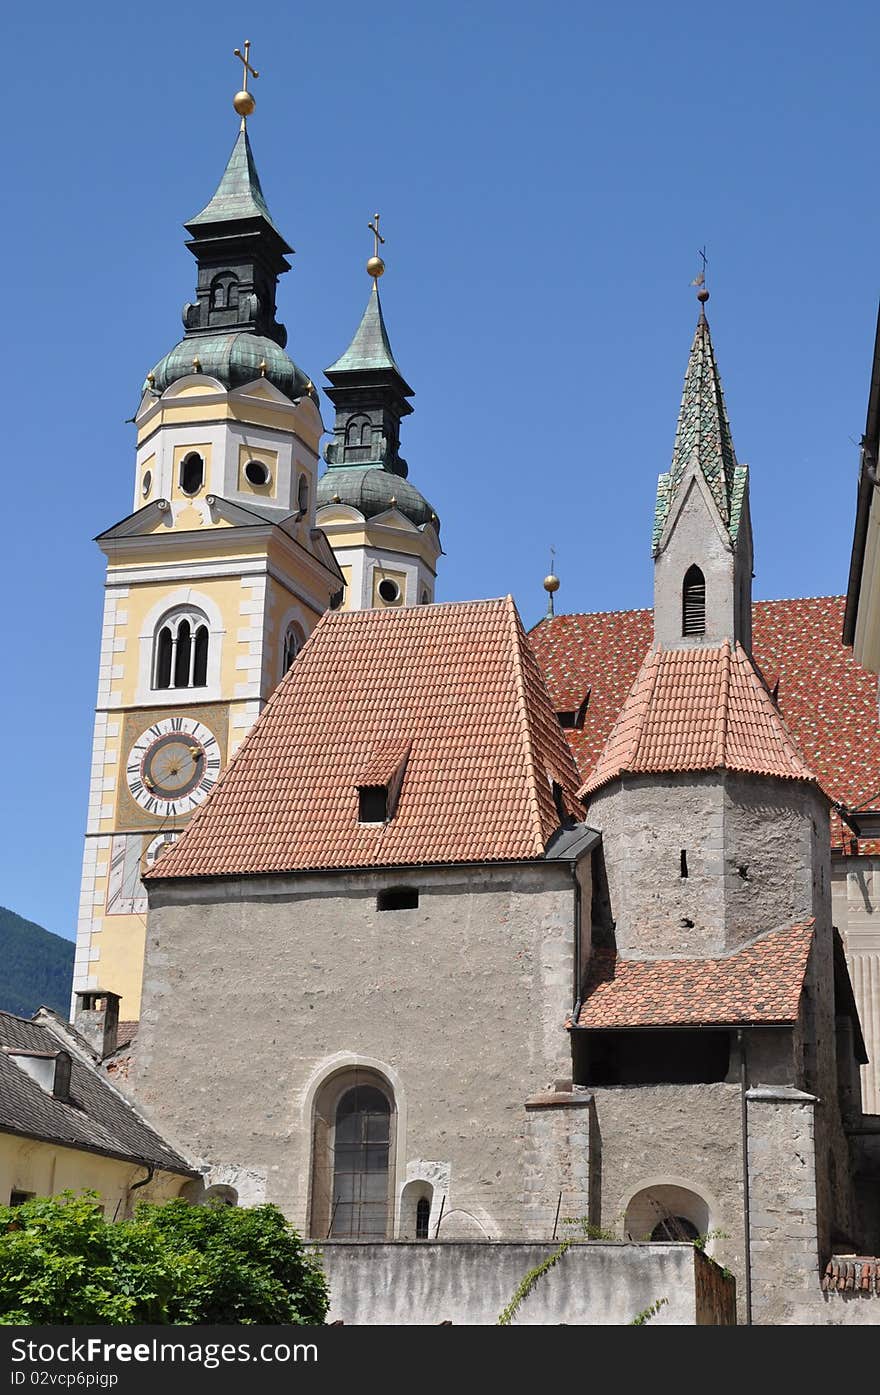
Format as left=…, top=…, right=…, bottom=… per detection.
left=0, top=1192, right=328, bottom=1325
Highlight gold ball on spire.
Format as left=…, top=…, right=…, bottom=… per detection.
left=367, top=255, right=386, bottom=278
left=697, top=287, right=709, bottom=304
left=543, top=574, right=560, bottom=594
left=233, top=89, right=256, bottom=117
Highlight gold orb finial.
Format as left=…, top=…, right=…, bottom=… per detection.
left=697, top=287, right=709, bottom=304
left=146, top=371, right=156, bottom=388
left=233, top=40, right=259, bottom=126
left=543, top=573, right=560, bottom=594
left=367, top=213, right=386, bottom=279
left=192, top=355, right=202, bottom=372
left=259, top=358, right=268, bottom=377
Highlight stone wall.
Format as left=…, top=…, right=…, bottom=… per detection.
left=589, top=772, right=825, bottom=957
left=316, top=1240, right=735, bottom=1325
left=587, top=1083, right=746, bottom=1308
left=653, top=470, right=744, bottom=652
left=133, top=861, right=582, bottom=1240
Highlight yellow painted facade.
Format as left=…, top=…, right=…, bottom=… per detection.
left=75, top=380, right=341, bottom=1018
left=0, top=1133, right=186, bottom=1217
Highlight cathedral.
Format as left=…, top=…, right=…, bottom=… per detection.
left=65, top=72, right=880, bottom=1324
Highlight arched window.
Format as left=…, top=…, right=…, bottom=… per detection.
left=180, top=452, right=204, bottom=496
left=283, top=622, right=305, bottom=675
left=344, top=414, right=373, bottom=461
left=682, top=565, right=706, bottom=636
left=297, top=473, right=309, bottom=514
left=153, top=606, right=211, bottom=690
left=309, top=1069, right=396, bottom=1240
left=210, top=273, right=240, bottom=313
left=330, top=1085, right=391, bottom=1237
left=624, top=1184, right=710, bottom=1244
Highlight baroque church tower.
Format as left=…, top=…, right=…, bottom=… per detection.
left=316, top=245, right=441, bottom=610
left=73, top=86, right=343, bottom=1017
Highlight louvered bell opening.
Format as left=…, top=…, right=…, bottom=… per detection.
left=682, top=566, right=706, bottom=636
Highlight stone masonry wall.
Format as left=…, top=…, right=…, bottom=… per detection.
left=132, top=862, right=580, bottom=1240
left=589, top=773, right=823, bottom=957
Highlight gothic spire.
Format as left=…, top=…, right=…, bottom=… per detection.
left=653, top=303, right=747, bottom=554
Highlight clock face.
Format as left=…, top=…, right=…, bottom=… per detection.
left=126, top=716, right=221, bottom=818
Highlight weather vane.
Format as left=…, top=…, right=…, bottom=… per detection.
left=691, top=246, right=709, bottom=305
left=367, top=214, right=386, bottom=279
left=232, top=40, right=259, bottom=128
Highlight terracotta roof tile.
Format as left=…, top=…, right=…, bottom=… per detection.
left=579, top=638, right=816, bottom=797
left=530, top=597, right=880, bottom=851
left=822, top=1257, right=880, bottom=1293
left=148, top=597, right=584, bottom=880
left=572, top=920, right=815, bottom=1029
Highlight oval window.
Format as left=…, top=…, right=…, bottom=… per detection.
left=244, top=459, right=270, bottom=487
left=378, top=578, right=400, bottom=604
left=142, top=470, right=152, bottom=498
left=180, top=453, right=204, bottom=496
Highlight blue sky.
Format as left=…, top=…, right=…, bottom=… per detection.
left=2, top=0, right=878, bottom=940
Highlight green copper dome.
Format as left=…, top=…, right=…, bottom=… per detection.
left=316, top=466, right=439, bottom=531
left=145, top=332, right=312, bottom=403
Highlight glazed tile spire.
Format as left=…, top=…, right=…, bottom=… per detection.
left=653, top=308, right=748, bottom=553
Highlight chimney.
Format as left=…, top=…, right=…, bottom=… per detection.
left=74, top=990, right=121, bottom=1058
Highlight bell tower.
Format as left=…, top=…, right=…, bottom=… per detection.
left=73, top=52, right=343, bottom=1020
left=316, top=221, right=441, bottom=610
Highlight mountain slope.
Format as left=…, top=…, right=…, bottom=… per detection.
left=0, top=906, right=74, bottom=1019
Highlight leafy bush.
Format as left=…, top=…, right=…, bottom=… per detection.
left=0, top=1191, right=328, bottom=1325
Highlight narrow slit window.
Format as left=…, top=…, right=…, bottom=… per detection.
left=682, top=565, right=706, bottom=636
left=377, top=887, right=419, bottom=911
left=680, top=849, right=689, bottom=878
left=416, top=1197, right=430, bottom=1239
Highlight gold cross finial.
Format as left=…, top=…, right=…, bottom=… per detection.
left=232, top=40, right=259, bottom=128
left=366, top=213, right=386, bottom=279
left=691, top=246, right=709, bottom=306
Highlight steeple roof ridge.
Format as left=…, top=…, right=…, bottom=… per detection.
left=654, top=310, right=742, bottom=551
left=325, top=281, right=403, bottom=378
left=186, top=127, right=289, bottom=248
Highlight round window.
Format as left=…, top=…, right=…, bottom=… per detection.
left=244, top=459, right=270, bottom=487
left=142, top=470, right=152, bottom=498
left=378, top=578, right=400, bottom=604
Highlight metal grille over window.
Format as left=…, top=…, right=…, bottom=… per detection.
left=330, top=1086, right=391, bottom=1238
left=682, top=565, right=706, bottom=636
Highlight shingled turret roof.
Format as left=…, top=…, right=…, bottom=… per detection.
left=653, top=310, right=748, bottom=551
left=325, top=281, right=404, bottom=379
left=186, top=126, right=289, bottom=247
left=579, top=637, right=818, bottom=799
left=147, top=597, right=586, bottom=880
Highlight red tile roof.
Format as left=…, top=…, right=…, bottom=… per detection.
left=530, top=597, right=880, bottom=851
left=571, top=920, right=815, bottom=1029
left=148, top=597, right=584, bottom=880
left=580, top=638, right=817, bottom=798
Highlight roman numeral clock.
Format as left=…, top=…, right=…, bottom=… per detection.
left=126, top=717, right=221, bottom=819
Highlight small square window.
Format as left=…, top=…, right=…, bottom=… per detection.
left=377, top=888, right=419, bottom=911
left=9, top=1190, right=34, bottom=1207
left=358, top=787, right=388, bottom=823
